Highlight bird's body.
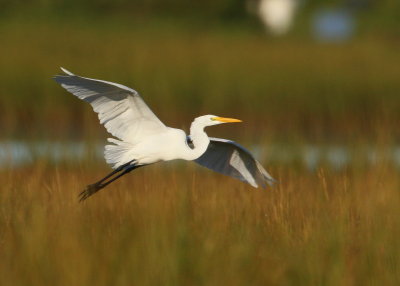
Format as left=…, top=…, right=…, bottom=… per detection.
left=54, top=68, right=275, bottom=200
left=106, top=127, right=203, bottom=166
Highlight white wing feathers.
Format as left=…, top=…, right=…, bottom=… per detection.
left=53, top=68, right=167, bottom=144
left=194, top=138, right=276, bottom=188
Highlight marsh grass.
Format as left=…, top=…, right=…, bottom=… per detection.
left=0, top=159, right=399, bottom=285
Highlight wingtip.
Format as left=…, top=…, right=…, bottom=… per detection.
left=257, top=176, right=277, bottom=189
left=265, top=177, right=278, bottom=188
left=60, top=67, right=74, bottom=75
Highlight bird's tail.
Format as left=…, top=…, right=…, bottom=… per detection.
left=104, top=138, right=135, bottom=169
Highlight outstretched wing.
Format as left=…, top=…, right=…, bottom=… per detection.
left=53, top=68, right=167, bottom=144
left=193, top=137, right=275, bottom=188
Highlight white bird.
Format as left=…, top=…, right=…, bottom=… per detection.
left=54, top=68, right=275, bottom=201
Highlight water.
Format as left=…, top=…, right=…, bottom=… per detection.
left=0, top=141, right=101, bottom=168
left=312, top=9, right=355, bottom=42
left=0, top=141, right=398, bottom=171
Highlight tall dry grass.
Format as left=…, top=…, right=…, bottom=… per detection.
left=1, top=160, right=399, bottom=285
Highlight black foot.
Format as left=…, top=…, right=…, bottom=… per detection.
left=79, top=183, right=104, bottom=202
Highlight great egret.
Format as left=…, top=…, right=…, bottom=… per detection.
left=54, top=68, right=275, bottom=201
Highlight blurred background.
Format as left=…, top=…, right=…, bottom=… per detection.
left=2, top=2, right=400, bottom=285
left=0, top=0, right=400, bottom=168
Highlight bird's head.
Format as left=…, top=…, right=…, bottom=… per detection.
left=195, top=115, right=242, bottom=127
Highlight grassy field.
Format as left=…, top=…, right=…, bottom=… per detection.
left=1, top=13, right=400, bottom=285
left=0, top=160, right=399, bottom=285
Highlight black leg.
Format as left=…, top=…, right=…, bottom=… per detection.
left=79, top=162, right=138, bottom=202
left=95, top=164, right=127, bottom=184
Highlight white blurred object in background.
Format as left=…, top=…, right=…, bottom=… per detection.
left=258, top=0, right=298, bottom=35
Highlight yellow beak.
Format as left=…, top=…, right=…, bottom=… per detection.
left=213, top=117, right=242, bottom=123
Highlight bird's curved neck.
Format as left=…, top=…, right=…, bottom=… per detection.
left=185, top=119, right=210, bottom=160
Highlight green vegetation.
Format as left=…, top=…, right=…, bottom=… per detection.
left=1, top=17, right=400, bottom=143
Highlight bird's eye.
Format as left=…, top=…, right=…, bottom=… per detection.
left=210, top=117, right=216, bottom=121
